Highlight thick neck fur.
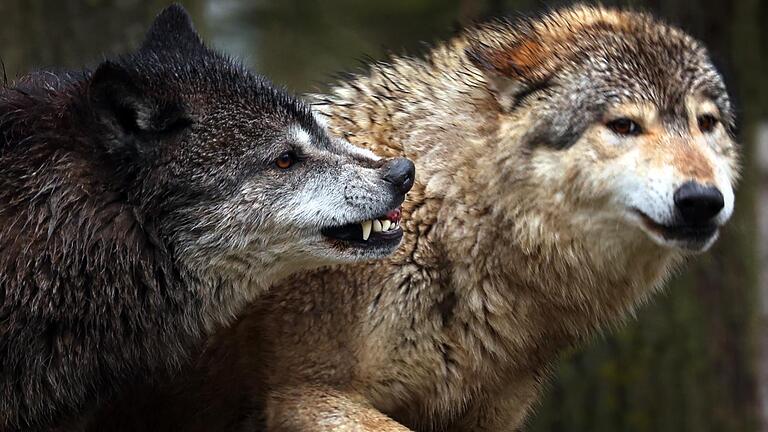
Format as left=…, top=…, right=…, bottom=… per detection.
left=314, top=35, right=681, bottom=418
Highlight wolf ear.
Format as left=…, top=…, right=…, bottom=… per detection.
left=89, top=61, right=190, bottom=160
left=465, top=33, right=553, bottom=111
left=140, top=4, right=205, bottom=55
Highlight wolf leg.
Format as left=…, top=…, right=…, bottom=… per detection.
left=265, top=386, right=411, bottom=432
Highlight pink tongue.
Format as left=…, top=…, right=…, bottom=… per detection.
left=386, top=208, right=402, bottom=222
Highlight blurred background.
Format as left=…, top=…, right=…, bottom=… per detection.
left=2, top=1, right=766, bottom=431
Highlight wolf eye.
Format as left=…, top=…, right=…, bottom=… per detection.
left=606, top=118, right=642, bottom=136
left=697, top=114, right=718, bottom=133
left=275, top=151, right=296, bottom=169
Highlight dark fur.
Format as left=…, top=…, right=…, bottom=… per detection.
left=0, top=5, right=333, bottom=430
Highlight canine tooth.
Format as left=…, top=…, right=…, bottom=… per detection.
left=362, top=220, right=372, bottom=240
left=373, top=219, right=382, bottom=233
left=382, top=220, right=391, bottom=231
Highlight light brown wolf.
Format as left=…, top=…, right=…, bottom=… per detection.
left=91, top=4, right=739, bottom=431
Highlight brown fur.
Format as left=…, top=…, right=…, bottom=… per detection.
left=91, top=5, right=739, bottom=431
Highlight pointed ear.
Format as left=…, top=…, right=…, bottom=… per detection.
left=140, top=4, right=204, bottom=55
left=465, top=30, right=554, bottom=111
left=88, top=61, right=190, bottom=159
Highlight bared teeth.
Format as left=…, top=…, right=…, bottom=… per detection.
left=361, top=220, right=372, bottom=240
left=359, top=214, right=402, bottom=241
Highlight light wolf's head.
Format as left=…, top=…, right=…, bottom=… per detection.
left=467, top=5, right=738, bottom=254
left=87, top=6, right=414, bottom=287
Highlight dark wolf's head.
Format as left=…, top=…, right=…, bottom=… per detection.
left=466, top=5, right=738, bottom=254
left=80, top=6, right=414, bottom=285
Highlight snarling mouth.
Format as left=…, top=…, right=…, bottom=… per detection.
left=321, top=208, right=403, bottom=247
left=634, top=210, right=718, bottom=244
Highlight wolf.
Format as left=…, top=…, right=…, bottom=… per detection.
left=0, top=4, right=414, bottom=431
left=90, top=4, right=738, bottom=432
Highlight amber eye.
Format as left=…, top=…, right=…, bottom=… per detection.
left=275, top=151, right=296, bottom=169
left=697, top=114, right=718, bottom=133
left=606, top=118, right=642, bottom=136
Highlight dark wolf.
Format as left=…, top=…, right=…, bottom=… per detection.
left=0, top=5, right=413, bottom=430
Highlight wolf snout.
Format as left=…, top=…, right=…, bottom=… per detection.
left=383, top=157, right=416, bottom=194
left=673, top=181, right=724, bottom=225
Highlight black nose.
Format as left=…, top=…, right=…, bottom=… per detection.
left=673, top=181, right=724, bottom=225
left=383, top=157, right=415, bottom=194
